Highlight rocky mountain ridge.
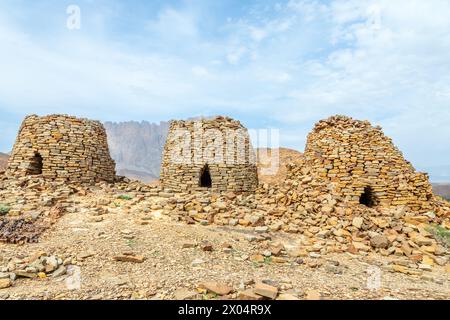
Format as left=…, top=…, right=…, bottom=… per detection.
left=104, top=120, right=170, bottom=183
left=0, top=153, right=9, bottom=172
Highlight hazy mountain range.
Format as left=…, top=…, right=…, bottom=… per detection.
left=104, top=121, right=170, bottom=183
left=432, top=183, right=450, bottom=201
left=418, top=165, right=450, bottom=184
left=0, top=152, right=8, bottom=171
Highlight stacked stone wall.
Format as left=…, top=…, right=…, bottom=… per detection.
left=300, top=115, right=433, bottom=212
left=6, top=114, right=115, bottom=183
left=160, top=116, right=258, bottom=193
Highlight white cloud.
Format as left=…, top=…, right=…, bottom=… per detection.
left=146, top=7, right=198, bottom=39
left=0, top=0, right=449, bottom=177
left=226, top=46, right=248, bottom=65
left=249, top=26, right=267, bottom=42
left=191, top=66, right=210, bottom=77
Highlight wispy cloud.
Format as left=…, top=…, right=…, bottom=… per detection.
left=0, top=0, right=449, bottom=181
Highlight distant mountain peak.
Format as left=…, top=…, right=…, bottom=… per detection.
left=103, top=121, right=170, bottom=183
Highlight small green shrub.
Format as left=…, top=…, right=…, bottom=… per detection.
left=126, top=239, right=136, bottom=248
left=264, top=256, right=272, bottom=264
left=0, top=204, right=10, bottom=215
left=118, top=194, right=132, bottom=201
left=427, top=224, right=450, bottom=247
left=151, top=250, right=160, bottom=257
left=202, top=293, right=218, bottom=300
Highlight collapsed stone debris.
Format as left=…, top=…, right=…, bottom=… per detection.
left=154, top=116, right=449, bottom=269
left=0, top=251, right=67, bottom=289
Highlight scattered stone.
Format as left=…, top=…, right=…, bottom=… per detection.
left=391, top=265, right=409, bottom=274
left=287, top=248, right=308, bottom=258
left=239, top=289, right=263, bottom=300
left=182, top=241, right=197, bottom=249
left=0, top=278, right=12, bottom=289
left=174, top=288, right=198, bottom=300
left=277, top=293, right=299, bottom=300
left=255, top=226, right=269, bottom=234
left=370, top=235, right=390, bottom=249
left=272, top=257, right=287, bottom=263
left=325, top=264, right=343, bottom=275
left=27, top=251, right=47, bottom=264
left=262, top=250, right=272, bottom=257
left=44, top=256, right=59, bottom=273
left=418, top=264, right=432, bottom=271
left=307, top=260, right=322, bottom=268
left=254, top=282, right=278, bottom=299
left=250, top=254, right=265, bottom=263
left=78, top=252, right=95, bottom=260
left=200, top=241, right=213, bottom=252
left=352, top=217, right=364, bottom=229
left=92, top=216, right=103, bottom=223
left=221, top=242, right=233, bottom=249
left=305, top=290, right=322, bottom=300
left=14, top=271, right=37, bottom=279
left=200, top=282, right=233, bottom=296
left=52, top=266, right=67, bottom=277
left=352, top=242, right=370, bottom=251
left=422, top=255, right=434, bottom=267
left=192, top=258, right=205, bottom=267
left=270, top=244, right=284, bottom=256
left=113, top=255, right=146, bottom=263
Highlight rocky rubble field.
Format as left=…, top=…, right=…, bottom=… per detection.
left=0, top=174, right=448, bottom=300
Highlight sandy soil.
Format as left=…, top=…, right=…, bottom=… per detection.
left=0, top=192, right=448, bottom=300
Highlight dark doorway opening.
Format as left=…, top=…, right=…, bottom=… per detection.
left=26, top=152, right=43, bottom=175
left=199, top=164, right=212, bottom=188
left=359, top=186, right=375, bottom=207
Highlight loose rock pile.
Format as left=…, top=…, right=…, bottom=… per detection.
left=194, top=280, right=296, bottom=300
left=0, top=252, right=67, bottom=289
left=0, top=174, right=73, bottom=243
left=161, top=156, right=448, bottom=264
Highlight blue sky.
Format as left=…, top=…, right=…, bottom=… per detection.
left=0, top=0, right=449, bottom=181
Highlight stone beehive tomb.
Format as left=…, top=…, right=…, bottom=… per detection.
left=300, top=115, right=434, bottom=212
left=6, top=114, right=116, bottom=183
left=160, top=116, right=258, bottom=193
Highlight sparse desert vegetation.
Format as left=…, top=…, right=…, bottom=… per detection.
left=0, top=204, right=10, bottom=215
left=428, top=224, right=450, bottom=247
